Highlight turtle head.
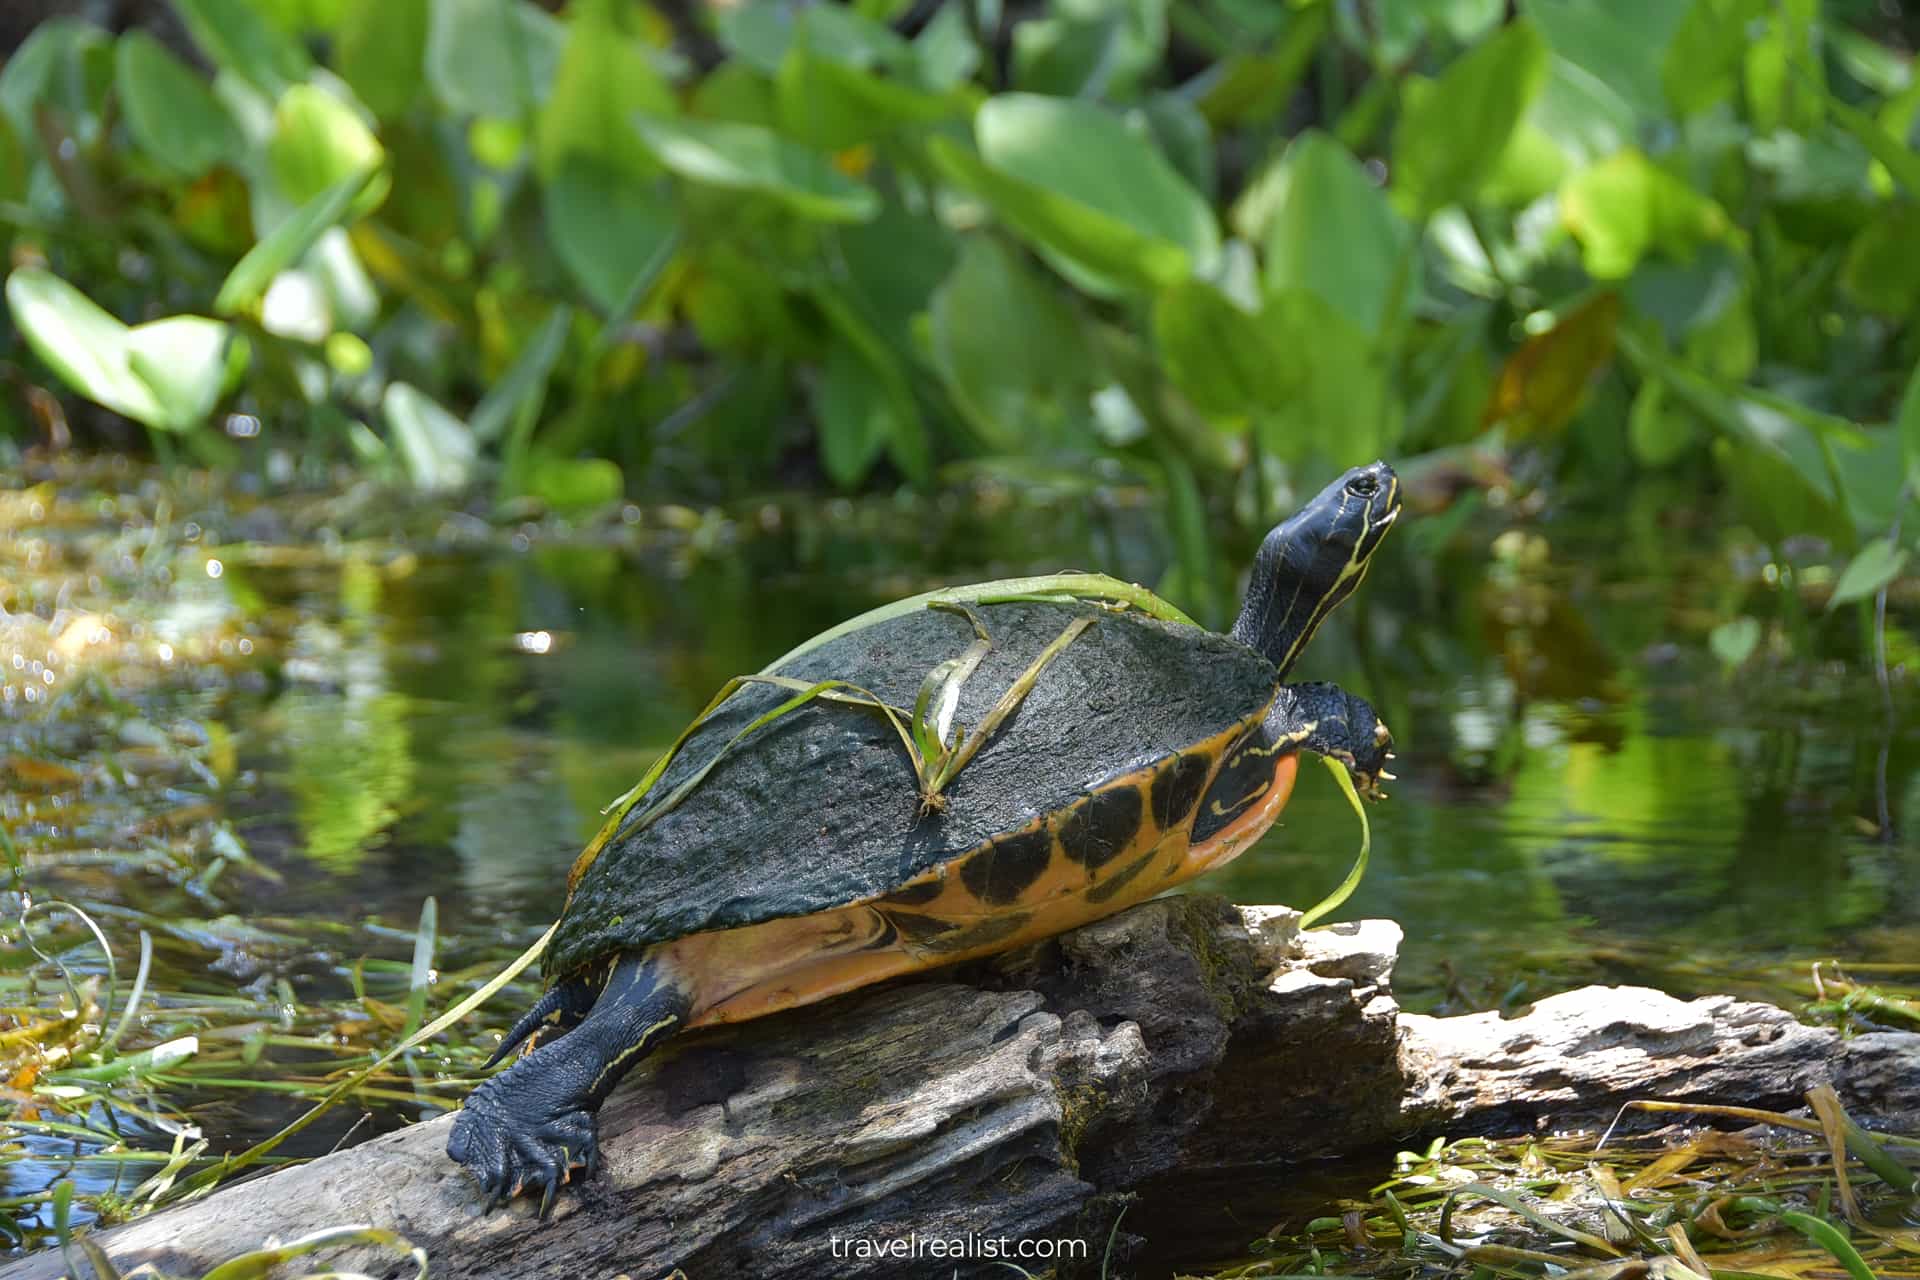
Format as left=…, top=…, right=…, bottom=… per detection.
left=1231, top=460, right=1401, bottom=678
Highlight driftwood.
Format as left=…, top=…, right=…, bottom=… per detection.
left=7, top=896, right=1917, bottom=1280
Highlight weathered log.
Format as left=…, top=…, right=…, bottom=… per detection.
left=6, top=896, right=1916, bottom=1280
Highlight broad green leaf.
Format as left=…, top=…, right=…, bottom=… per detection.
left=125, top=316, right=236, bottom=431
left=525, top=456, right=623, bottom=512
left=533, top=0, right=673, bottom=180
left=427, top=0, right=563, bottom=119
left=268, top=84, right=388, bottom=213
left=1391, top=19, right=1548, bottom=217
left=1255, top=289, right=1397, bottom=465
left=1560, top=149, right=1730, bottom=279
left=335, top=0, right=429, bottom=120
left=5, top=269, right=234, bottom=432
left=1485, top=292, right=1621, bottom=437
left=1841, top=204, right=1920, bottom=315
left=115, top=31, right=241, bottom=178
left=927, top=136, right=1190, bottom=297
left=1626, top=378, right=1700, bottom=468
left=1827, top=537, right=1909, bottom=610
left=776, top=47, right=962, bottom=150
left=1662, top=0, right=1765, bottom=118
left=811, top=287, right=931, bottom=485
left=0, top=18, right=111, bottom=143
left=1139, top=93, right=1215, bottom=200
left=1524, top=0, right=1685, bottom=122
left=1827, top=92, right=1920, bottom=200
left=171, top=0, right=312, bottom=94
left=215, top=168, right=378, bottom=315
left=1420, top=0, right=1505, bottom=41
left=1744, top=0, right=1823, bottom=134
left=1713, top=434, right=1847, bottom=547
left=543, top=157, right=677, bottom=315
left=1011, top=0, right=1167, bottom=99
left=7, top=267, right=162, bottom=426
left=1197, top=7, right=1326, bottom=127
left=1531, top=53, right=1635, bottom=164
left=976, top=93, right=1218, bottom=279
left=914, top=3, right=980, bottom=91
left=1261, top=130, right=1412, bottom=336
left=629, top=113, right=878, bottom=222
left=383, top=382, right=476, bottom=493
left=1152, top=279, right=1284, bottom=422
left=815, top=338, right=894, bottom=488
left=927, top=236, right=1097, bottom=451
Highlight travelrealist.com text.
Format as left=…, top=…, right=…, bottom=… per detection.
left=828, top=1232, right=1090, bottom=1262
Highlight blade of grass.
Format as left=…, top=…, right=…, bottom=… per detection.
left=1301, top=755, right=1372, bottom=929
left=928, top=616, right=1096, bottom=794
left=1778, top=1211, right=1878, bottom=1280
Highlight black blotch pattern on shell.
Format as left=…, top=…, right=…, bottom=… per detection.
left=1058, top=786, right=1145, bottom=870
left=924, top=912, right=1032, bottom=953
left=1151, top=750, right=1212, bottom=830
left=879, top=879, right=943, bottom=906
left=1191, top=730, right=1284, bottom=844
left=1085, top=847, right=1161, bottom=905
left=960, top=827, right=1054, bottom=905
left=886, top=911, right=963, bottom=941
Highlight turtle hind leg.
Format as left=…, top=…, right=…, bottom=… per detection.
left=480, top=972, right=601, bottom=1070
left=448, top=949, right=691, bottom=1217
left=1283, top=681, right=1393, bottom=793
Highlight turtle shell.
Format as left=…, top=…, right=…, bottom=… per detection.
left=548, top=599, right=1280, bottom=978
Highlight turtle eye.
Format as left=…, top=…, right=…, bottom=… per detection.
left=1347, top=472, right=1379, bottom=498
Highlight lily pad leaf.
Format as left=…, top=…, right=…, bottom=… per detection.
left=115, top=30, right=242, bottom=178
left=1828, top=537, right=1909, bottom=610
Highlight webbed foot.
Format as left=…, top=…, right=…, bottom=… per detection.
left=448, top=1060, right=599, bottom=1218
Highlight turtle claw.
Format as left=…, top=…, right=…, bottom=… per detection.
left=449, top=1067, right=600, bottom=1216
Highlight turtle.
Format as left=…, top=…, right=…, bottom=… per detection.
left=447, top=460, right=1403, bottom=1213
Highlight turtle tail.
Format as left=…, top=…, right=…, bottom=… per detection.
left=481, top=973, right=600, bottom=1069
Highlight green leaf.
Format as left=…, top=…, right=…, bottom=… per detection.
left=1255, top=289, right=1398, bottom=465
left=5, top=268, right=233, bottom=432
left=1662, top=0, right=1766, bottom=118
left=427, top=0, right=563, bottom=119
left=1626, top=377, right=1700, bottom=468
left=125, top=317, right=235, bottom=430
left=628, top=113, right=878, bottom=222
left=1709, top=616, right=1761, bottom=668
left=1392, top=19, right=1549, bottom=217
left=1525, top=0, right=1685, bottom=122
left=914, top=3, right=980, bottom=90
left=1841, top=204, right=1920, bottom=315
left=114, top=31, right=241, bottom=178
left=776, top=46, right=962, bottom=150
left=525, top=456, right=623, bottom=512
left=383, top=382, right=476, bottom=493
left=542, top=156, right=678, bottom=315
left=214, top=168, right=378, bottom=316
left=1827, top=91, right=1920, bottom=201
left=927, top=136, right=1190, bottom=297
left=1828, top=537, right=1909, bottom=610
left=1152, top=279, right=1284, bottom=422
left=927, top=236, right=1098, bottom=451
left=335, top=0, right=429, bottom=120
left=811, top=287, right=931, bottom=485
left=815, top=338, right=894, bottom=489
left=533, top=0, right=673, bottom=180
left=0, top=18, right=111, bottom=143
left=1560, top=149, right=1730, bottom=279
left=976, top=93, right=1218, bottom=279
left=472, top=305, right=571, bottom=445
left=171, top=0, right=313, bottom=94
left=1261, top=130, right=1412, bottom=336
left=1896, top=357, right=1920, bottom=492
left=268, top=84, right=388, bottom=213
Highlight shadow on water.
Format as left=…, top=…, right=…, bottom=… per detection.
left=3, top=462, right=1916, bottom=1266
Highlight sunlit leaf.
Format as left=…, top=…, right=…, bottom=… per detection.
left=125, top=317, right=236, bottom=431
left=1662, top=0, right=1766, bottom=118
left=1485, top=293, right=1622, bottom=437
left=629, top=112, right=879, bottom=222
left=533, top=0, right=672, bottom=180
left=1525, top=0, right=1685, bottom=122
left=1827, top=91, right=1920, bottom=201
left=1261, top=130, right=1412, bottom=336
left=214, top=169, right=377, bottom=315
left=1827, top=537, right=1909, bottom=610
left=335, top=0, right=429, bottom=120
left=268, top=84, right=388, bottom=214
left=927, top=135, right=1189, bottom=297
left=1561, top=150, right=1730, bottom=279
left=1391, top=18, right=1548, bottom=217
left=1709, top=616, right=1761, bottom=668
left=976, top=93, right=1217, bottom=282
left=525, top=456, right=623, bottom=513
left=114, top=31, right=242, bottom=178
left=382, top=382, right=476, bottom=493
left=7, top=268, right=162, bottom=426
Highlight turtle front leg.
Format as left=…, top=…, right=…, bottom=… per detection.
left=448, top=950, right=691, bottom=1216
left=1277, top=682, right=1393, bottom=795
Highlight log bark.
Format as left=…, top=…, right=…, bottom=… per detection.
left=6, top=896, right=1916, bottom=1280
